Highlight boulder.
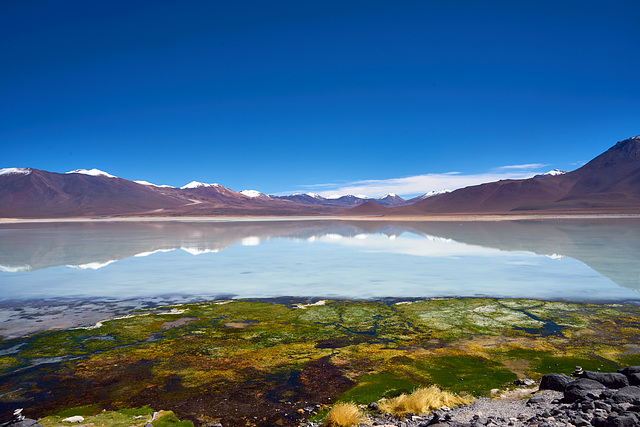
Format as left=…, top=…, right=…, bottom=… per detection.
left=618, top=366, right=640, bottom=376
left=612, top=386, right=640, bottom=404
left=564, top=378, right=605, bottom=402
left=627, top=373, right=640, bottom=386
left=601, top=414, right=639, bottom=427
left=582, top=371, right=630, bottom=389
left=540, top=373, right=573, bottom=391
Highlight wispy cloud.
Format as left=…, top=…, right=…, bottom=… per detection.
left=494, top=163, right=548, bottom=170
left=284, top=164, right=550, bottom=198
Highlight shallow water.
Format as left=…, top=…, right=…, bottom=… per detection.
left=1, top=219, right=639, bottom=336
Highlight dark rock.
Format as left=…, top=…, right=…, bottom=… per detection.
left=618, top=366, right=640, bottom=376
left=564, top=378, right=606, bottom=402
left=540, top=373, right=573, bottom=391
left=611, top=403, right=626, bottom=413
left=595, top=401, right=612, bottom=412
left=612, top=386, right=640, bottom=403
left=603, top=414, right=638, bottom=427
left=593, top=417, right=607, bottom=427
left=627, top=373, right=640, bottom=386
left=582, top=371, right=630, bottom=389
left=527, top=395, right=545, bottom=405
left=572, top=415, right=591, bottom=426
left=368, top=402, right=379, bottom=410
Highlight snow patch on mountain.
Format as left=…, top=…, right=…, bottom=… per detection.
left=0, top=167, right=32, bottom=176
left=66, top=168, right=117, bottom=178
left=240, top=190, right=266, bottom=198
left=181, top=181, right=221, bottom=189
left=134, top=180, right=174, bottom=188
left=534, top=169, right=567, bottom=178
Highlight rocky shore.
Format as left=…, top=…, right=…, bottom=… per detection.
left=301, top=366, right=640, bottom=427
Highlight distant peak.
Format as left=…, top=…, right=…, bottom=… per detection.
left=0, top=167, right=32, bottom=176
left=240, top=190, right=265, bottom=198
left=534, top=169, right=567, bottom=178
left=382, top=193, right=399, bottom=198
left=632, top=135, right=640, bottom=140
left=66, top=168, right=116, bottom=178
left=181, top=181, right=221, bottom=189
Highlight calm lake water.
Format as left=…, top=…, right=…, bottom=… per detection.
left=1, top=219, right=639, bottom=337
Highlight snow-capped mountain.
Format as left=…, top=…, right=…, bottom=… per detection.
left=66, top=168, right=117, bottom=178
left=134, top=180, right=174, bottom=188
left=533, top=169, right=567, bottom=178
left=2, top=135, right=638, bottom=218
left=0, top=167, right=32, bottom=176
left=406, top=189, right=452, bottom=203
left=240, top=190, right=271, bottom=199
left=180, top=181, right=221, bottom=189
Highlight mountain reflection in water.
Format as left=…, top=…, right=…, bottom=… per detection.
left=1, top=219, right=639, bottom=337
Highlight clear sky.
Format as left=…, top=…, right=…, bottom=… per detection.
left=2, top=0, right=639, bottom=197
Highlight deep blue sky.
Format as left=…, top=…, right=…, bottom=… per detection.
left=2, top=0, right=639, bottom=197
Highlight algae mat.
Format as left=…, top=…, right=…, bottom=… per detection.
left=1, top=298, right=640, bottom=426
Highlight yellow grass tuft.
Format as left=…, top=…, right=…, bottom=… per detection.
left=378, top=385, right=473, bottom=416
left=323, top=402, right=366, bottom=427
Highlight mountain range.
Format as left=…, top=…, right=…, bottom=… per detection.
left=1, top=135, right=639, bottom=218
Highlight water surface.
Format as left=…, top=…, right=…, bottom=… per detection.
left=1, top=219, right=639, bottom=336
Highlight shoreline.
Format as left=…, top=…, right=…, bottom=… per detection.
left=2, top=212, right=640, bottom=224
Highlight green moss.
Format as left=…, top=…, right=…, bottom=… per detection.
left=152, top=412, right=194, bottom=427
left=338, top=372, right=419, bottom=404
left=118, top=405, right=155, bottom=416
left=419, top=355, right=518, bottom=395
left=55, top=404, right=103, bottom=417
left=530, top=355, right=619, bottom=376
left=6, top=297, right=640, bottom=423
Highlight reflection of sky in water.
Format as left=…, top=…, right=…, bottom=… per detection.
left=1, top=223, right=638, bottom=304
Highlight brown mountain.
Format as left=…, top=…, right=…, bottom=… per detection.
left=397, top=135, right=640, bottom=214
left=340, top=201, right=391, bottom=216
left=0, top=169, right=394, bottom=218
left=0, top=169, right=189, bottom=218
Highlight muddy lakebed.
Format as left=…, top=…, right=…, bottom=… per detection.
left=1, top=219, right=639, bottom=426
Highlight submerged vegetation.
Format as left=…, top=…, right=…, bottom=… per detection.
left=2, top=297, right=640, bottom=426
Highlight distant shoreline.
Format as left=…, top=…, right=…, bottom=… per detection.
left=1, top=212, right=640, bottom=224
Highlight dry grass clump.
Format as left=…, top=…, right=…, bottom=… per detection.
left=378, top=385, right=473, bottom=416
left=323, top=402, right=366, bottom=427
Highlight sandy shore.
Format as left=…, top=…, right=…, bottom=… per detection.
left=1, top=213, right=640, bottom=224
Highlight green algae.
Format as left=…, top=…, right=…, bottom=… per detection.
left=2, top=297, right=640, bottom=426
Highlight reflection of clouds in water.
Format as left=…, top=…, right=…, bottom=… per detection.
left=317, top=233, right=526, bottom=259
left=505, top=261, right=541, bottom=266
left=241, top=236, right=261, bottom=246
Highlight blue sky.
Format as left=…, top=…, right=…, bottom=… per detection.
left=2, top=0, right=639, bottom=197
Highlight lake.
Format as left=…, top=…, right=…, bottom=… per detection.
left=1, top=218, right=639, bottom=337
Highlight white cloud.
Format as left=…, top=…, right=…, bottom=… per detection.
left=286, top=165, right=548, bottom=198
left=494, top=163, right=548, bottom=170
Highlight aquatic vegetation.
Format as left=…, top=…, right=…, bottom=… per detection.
left=2, top=297, right=640, bottom=426
left=38, top=408, right=190, bottom=427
